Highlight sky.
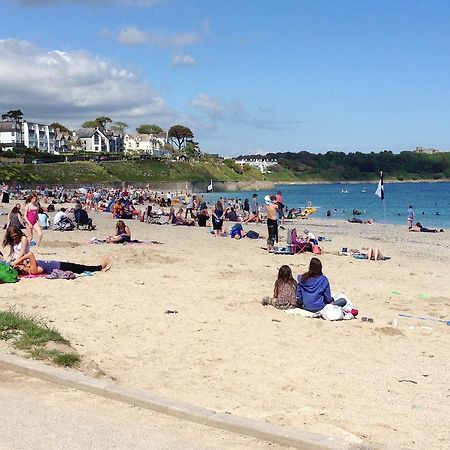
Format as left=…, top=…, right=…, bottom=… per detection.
left=1, top=0, right=450, bottom=156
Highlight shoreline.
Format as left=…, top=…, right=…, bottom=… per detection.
left=274, top=178, right=450, bottom=186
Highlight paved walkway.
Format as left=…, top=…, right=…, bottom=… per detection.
left=0, top=369, right=286, bottom=450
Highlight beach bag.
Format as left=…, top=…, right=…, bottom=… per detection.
left=312, top=244, right=322, bottom=255
left=246, top=230, right=260, bottom=239
left=58, top=217, right=75, bottom=231
left=0, top=262, right=18, bottom=283
left=274, top=244, right=294, bottom=255
left=320, top=304, right=344, bottom=321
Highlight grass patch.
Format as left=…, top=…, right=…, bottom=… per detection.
left=0, top=309, right=80, bottom=368
left=29, top=348, right=80, bottom=367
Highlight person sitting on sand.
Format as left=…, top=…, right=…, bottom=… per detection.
left=106, top=220, right=131, bottom=243
left=225, top=207, right=239, bottom=222
left=262, top=265, right=297, bottom=309
left=38, top=207, right=51, bottom=230
left=196, top=207, right=210, bottom=227
left=174, top=207, right=194, bottom=226
left=12, top=251, right=111, bottom=275
left=296, top=257, right=346, bottom=312
left=6, top=204, right=26, bottom=230
left=166, top=207, right=177, bottom=225
left=2, top=225, right=30, bottom=263
left=409, top=222, right=444, bottom=233
left=53, top=207, right=68, bottom=226
left=230, top=222, right=247, bottom=239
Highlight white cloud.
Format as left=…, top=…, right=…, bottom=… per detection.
left=0, top=39, right=168, bottom=128
left=117, top=27, right=199, bottom=47
left=191, top=94, right=243, bottom=120
left=172, top=53, right=196, bottom=67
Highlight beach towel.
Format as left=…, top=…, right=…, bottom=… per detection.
left=46, top=269, right=76, bottom=280
left=88, top=238, right=163, bottom=245
left=19, top=273, right=47, bottom=279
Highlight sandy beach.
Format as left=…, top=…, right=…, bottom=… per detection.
left=1, top=206, right=449, bottom=449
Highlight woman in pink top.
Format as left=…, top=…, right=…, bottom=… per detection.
left=24, top=193, right=43, bottom=251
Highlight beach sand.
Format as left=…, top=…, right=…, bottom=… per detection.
left=1, top=206, right=449, bottom=449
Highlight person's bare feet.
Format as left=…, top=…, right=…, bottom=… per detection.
left=101, top=257, right=111, bottom=272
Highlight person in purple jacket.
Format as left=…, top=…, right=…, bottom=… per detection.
left=296, top=257, right=346, bottom=312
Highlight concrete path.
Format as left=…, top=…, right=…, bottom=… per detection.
left=0, top=369, right=287, bottom=450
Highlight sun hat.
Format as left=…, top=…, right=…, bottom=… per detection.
left=264, top=195, right=272, bottom=205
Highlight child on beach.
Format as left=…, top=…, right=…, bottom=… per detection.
left=106, top=220, right=131, bottom=243
left=2, top=225, right=30, bottom=263
left=24, top=193, right=43, bottom=251
left=262, top=265, right=297, bottom=309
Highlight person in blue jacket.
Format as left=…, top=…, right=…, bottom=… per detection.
left=296, top=257, right=346, bottom=312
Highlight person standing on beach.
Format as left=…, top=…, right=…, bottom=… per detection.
left=244, top=193, right=261, bottom=224
left=275, top=190, right=285, bottom=229
left=407, top=205, right=414, bottom=229
left=266, top=196, right=279, bottom=252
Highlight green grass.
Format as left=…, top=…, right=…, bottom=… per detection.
left=101, top=160, right=265, bottom=182
left=0, top=161, right=118, bottom=184
left=0, top=309, right=80, bottom=368
left=29, top=348, right=80, bottom=367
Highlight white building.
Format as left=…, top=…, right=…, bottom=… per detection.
left=235, top=157, right=278, bottom=173
left=0, top=120, right=56, bottom=152
left=75, top=128, right=124, bottom=153
left=123, top=132, right=167, bottom=156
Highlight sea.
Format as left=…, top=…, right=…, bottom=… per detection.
left=203, top=181, right=450, bottom=228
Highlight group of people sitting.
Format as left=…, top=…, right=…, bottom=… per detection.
left=262, top=258, right=350, bottom=313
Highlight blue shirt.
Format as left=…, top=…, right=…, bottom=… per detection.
left=296, top=274, right=332, bottom=312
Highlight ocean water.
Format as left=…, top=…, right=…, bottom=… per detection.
left=203, top=182, right=450, bottom=228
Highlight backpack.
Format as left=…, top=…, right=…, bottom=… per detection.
left=0, top=262, right=19, bottom=283
left=246, top=230, right=260, bottom=239
left=58, top=217, right=75, bottom=231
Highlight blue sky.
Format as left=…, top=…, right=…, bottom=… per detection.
left=1, top=0, right=450, bottom=156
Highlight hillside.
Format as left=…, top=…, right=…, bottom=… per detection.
left=253, top=150, right=450, bottom=181
left=0, top=159, right=265, bottom=185
left=1, top=150, right=450, bottom=186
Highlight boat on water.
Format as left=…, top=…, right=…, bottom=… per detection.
left=361, top=187, right=367, bottom=193
left=340, top=189, right=349, bottom=194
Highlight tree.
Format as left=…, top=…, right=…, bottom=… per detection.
left=81, top=116, right=112, bottom=129
left=184, top=140, right=201, bottom=160
left=136, top=124, right=163, bottom=135
left=112, top=121, right=128, bottom=132
left=2, top=109, right=24, bottom=122
left=168, top=125, right=194, bottom=151
left=50, top=122, right=70, bottom=132
left=81, top=120, right=98, bottom=129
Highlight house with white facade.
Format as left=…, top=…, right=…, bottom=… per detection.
left=235, top=157, right=278, bottom=173
left=0, top=120, right=56, bottom=152
left=75, top=128, right=124, bottom=153
left=124, top=132, right=167, bottom=156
